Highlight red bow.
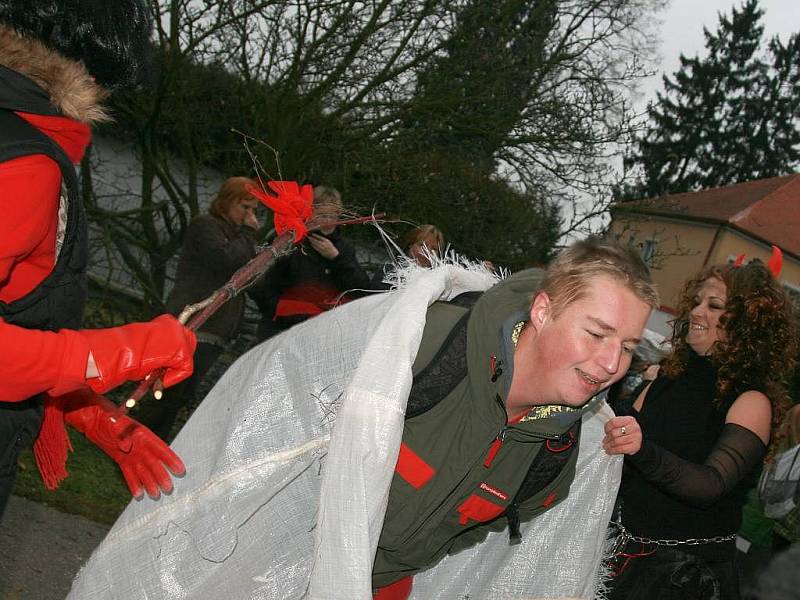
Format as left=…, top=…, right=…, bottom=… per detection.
left=247, top=181, right=314, bottom=242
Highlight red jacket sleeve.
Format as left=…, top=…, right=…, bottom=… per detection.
left=0, top=319, right=91, bottom=401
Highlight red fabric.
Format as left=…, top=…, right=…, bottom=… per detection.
left=373, top=576, right=413, bottom=600
left=33, top=396, right=73, bottom=490
left=274, top=281, right=347, bottom=318
left=0, top=320, right=91, bottom=401
left=394, top=442, right=436, bottom=489
left=483, top=437, right=503, bottom=467
left=59, top=388, right=186, bottom=497
left=0, top=111, right=94, bottom=400
left=79, top=314, right=197, bottom=393
left=457, top=493, right=506, bottom=525
left=15, top=112, right=91, bottom=163
left=0, top=113, right=89, bottom=302
left=247, top=180, right=313, bottom=242
left=767, top=245, right=783, bottom=277
left=542, top=491, right=557, bottom=508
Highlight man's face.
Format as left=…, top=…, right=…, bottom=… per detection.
left=519, top=275, right=651, bottom=408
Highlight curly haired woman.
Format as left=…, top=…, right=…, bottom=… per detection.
left=604, top=260, right=798, bottom=600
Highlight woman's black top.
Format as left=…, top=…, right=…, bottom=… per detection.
left=619, top=350, right=766, bottom=561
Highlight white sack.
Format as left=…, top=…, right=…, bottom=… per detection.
left=68, top=264, right=621, bottom=600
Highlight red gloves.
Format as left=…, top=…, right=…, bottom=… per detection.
left=61, top=390, right=186, bottom=499
left=81, top=314, right=196, bottom=394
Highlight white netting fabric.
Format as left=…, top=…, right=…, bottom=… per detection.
left=68, top=264, right=621, bottom=600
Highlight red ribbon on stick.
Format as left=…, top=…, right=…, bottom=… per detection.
left=247, top=181, right=314, bottom=242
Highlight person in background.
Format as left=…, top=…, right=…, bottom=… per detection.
left=370, top=224, right=446, bottom=290
left=606, top=260, right=798, bottom=600
left=0, top=0, right=195, bottom=517
left=137, top=177, right=260, bottom=441
left=252, top=186, right=370, bottom=341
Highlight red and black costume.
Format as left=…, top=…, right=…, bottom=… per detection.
left=252, top=228, right=370, bottom=341
left=0, top=30, right=96, bottom=512
left=0, top=24, right=191, bottom=515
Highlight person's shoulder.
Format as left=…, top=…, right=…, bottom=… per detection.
left=729, top=390, right=771, bottom=412
left=486, top=268, right=545, bottom=296
left=191, top=213, right=221, bottom=225
left=726, top=390, right=772, bottom=444
left=471, top=268, right=544, bottom=318
left=187, top=213, right=226, bottom=233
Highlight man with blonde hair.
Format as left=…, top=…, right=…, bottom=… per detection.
left=370, top=236, right=657, bottom=597
left=71, top=236, right=659, bottom=600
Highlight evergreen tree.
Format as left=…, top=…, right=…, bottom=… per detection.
left=625, top=0, right=800, bottom=198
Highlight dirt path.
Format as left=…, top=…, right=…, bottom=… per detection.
left=0, top=495, right=109, bottom=600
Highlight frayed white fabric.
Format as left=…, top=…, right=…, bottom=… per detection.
left=68, top=263, right=620, bottom=600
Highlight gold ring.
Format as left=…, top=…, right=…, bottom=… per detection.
left=620, top=426, right=627, bottom=436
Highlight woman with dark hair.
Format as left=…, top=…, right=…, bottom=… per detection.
left=604, top=260, right=798, bottom=599
left=138, top=177, right=260, bottom=441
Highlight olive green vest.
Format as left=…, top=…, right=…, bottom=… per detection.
left=372, top=269, right=591, bottom=588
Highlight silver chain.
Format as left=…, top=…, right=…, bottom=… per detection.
left=611, top=521, right=736, bottom=548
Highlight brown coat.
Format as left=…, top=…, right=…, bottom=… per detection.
left=165, top=214, right=256, bottom=343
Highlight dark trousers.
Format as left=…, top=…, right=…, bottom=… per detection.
left=0, top=397, right=43, bottom=519
left=607, top=543, right=740, bottom=600
left=135, top=341, right=223, bottom=442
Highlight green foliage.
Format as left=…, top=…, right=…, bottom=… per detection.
left=624, top=0, right=800, bottom=199
left=349, top=147, right=561, bottom=268
left=13, top=432, right=130, bottom=525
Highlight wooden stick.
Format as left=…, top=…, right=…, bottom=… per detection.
left=116, top=213, right=383, bottom=417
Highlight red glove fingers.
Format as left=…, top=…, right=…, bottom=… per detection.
left=60, top=390, right=186, bottom=499
left=122, top=457, right=164, bottom=500
left=79, top=314, right=197, bottom=394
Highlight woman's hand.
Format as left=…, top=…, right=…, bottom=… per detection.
left=603, top=415, right=642, bottom=455
left=308, top=233, right=340, bottom=260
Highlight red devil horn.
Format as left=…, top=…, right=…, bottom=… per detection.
left=733, top=253, right=746, bottom=267
left=767, top=245, right=783, bottom=278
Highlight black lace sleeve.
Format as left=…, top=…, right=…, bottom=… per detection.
left=626, top=422, right=767, bottom=509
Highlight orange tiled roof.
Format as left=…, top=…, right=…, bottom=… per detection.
left=613, top=174, right=800, bottom=257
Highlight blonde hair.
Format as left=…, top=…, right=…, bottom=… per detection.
left=542, top=236, right=659, bottom=318
left=313, top=186, right=342, bottom=211
left=209, top=177, right=255, bottom=218
left=403, top=224, right=445, bottom=256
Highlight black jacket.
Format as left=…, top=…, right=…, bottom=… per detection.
left=251, top=229, right=369, bottom=340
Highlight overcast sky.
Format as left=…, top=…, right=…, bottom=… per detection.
left=636, top=0, right=797, bottom=107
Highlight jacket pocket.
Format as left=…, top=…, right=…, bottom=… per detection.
left=394, top=442, right=436, bottom=489
left=456, top=493, right=505, bottom=525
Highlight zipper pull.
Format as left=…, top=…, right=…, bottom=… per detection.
left=490, top=355, right=503, bottom=382
left=545, top=430, right=575, bottom=453
left=484, top=429, right=507, bottom=468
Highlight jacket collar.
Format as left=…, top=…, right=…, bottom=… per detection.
left=0, top=24, right=109, bottom=124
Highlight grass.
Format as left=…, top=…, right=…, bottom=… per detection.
left=13, top=430, right=131, bottom=526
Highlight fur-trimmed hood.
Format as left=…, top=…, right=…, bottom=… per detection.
left=0, top=24, right=109, bottom=124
